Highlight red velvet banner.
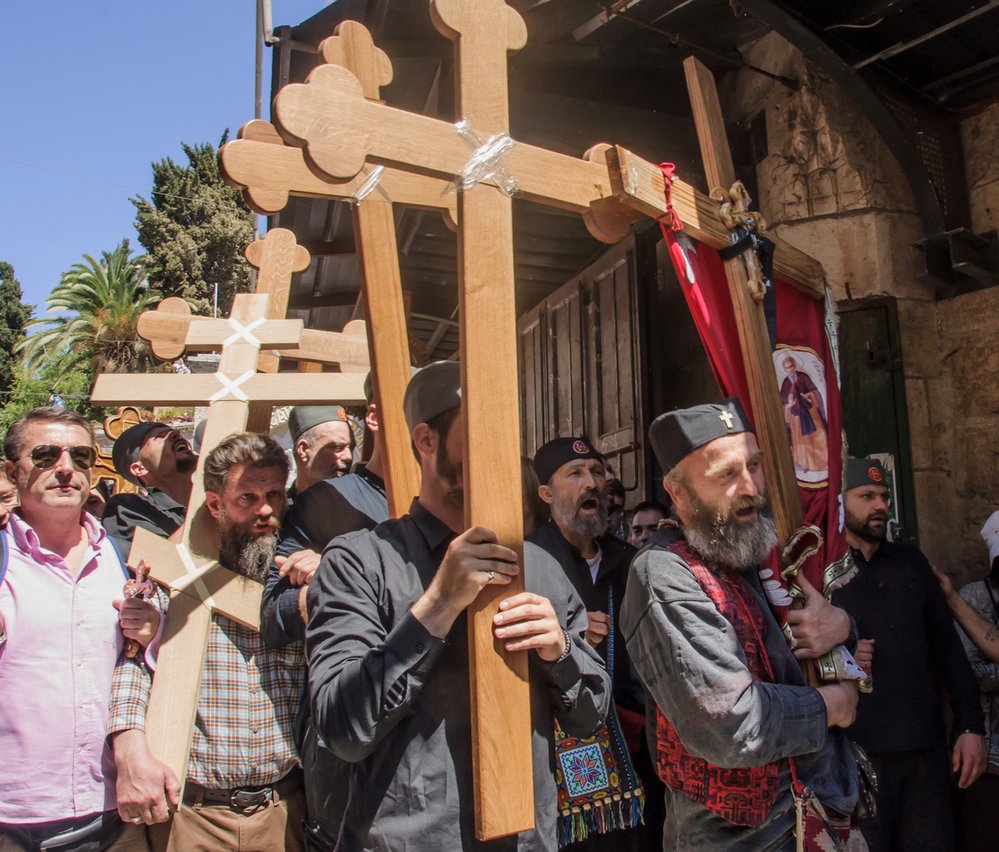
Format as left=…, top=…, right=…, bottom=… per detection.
left=660, top=225, right=848, bottom=593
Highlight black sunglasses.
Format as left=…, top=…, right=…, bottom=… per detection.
left=21, top=444, right=97, bottom=471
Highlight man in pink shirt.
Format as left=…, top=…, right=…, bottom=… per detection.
left=0, top=407, right=150, bottom=852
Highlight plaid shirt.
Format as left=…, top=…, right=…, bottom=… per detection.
left=108, top=595, right=306, bottom=789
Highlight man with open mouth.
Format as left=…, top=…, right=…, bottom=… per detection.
left=621, top=398, right=863, bottom=850
left=102, top=421, right=198, bottom=560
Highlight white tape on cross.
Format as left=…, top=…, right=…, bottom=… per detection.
left=173, top=545, right=218, bottom=609
left=223, top=316, right=266, bottom=348
left=210, top=370, right=256, bottom=403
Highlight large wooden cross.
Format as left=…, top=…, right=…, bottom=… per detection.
left=91, top=289, right=365, bottom=787
left=220, top=22, right=463, bottom=517
left=250, top=2, right=827, bottom=839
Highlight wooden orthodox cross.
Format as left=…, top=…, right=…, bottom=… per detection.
left=91, top=282, right=365, bottom=788
left=252, top=1, right=828, bottom=838
left=220, top=21, right=461, bottom=517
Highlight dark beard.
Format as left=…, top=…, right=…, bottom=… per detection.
left=845, top=510, right=887, bottom=544
left=550, top=486, right=607, bottom=542
left=682, top=492, right=778, bottom=574
left=217, top=509, right=279, bottom=583
left=437, top=434, right=464, bottom=511
left=175, top=452, right=198, bottom=474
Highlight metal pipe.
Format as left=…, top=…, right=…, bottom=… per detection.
left=853, top=0, right=999, bottom=69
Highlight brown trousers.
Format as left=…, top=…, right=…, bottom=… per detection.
left=148, top=789, right=305, bottom=852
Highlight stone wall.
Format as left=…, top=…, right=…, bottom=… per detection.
left=724, top=33, right=999, bottom=577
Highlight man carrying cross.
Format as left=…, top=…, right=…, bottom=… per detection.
left=107, top=432, right=307, bottom=850
left=621, top=399, right=863, bottom=850
left=306, top=362, right=611, bottom=850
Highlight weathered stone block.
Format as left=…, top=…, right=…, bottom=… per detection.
left=904, top=377, right=934, bottom=470
left=896, top=299, right=941, bottom=379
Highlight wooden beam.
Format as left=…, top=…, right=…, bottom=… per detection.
left=682, top=55, right=803, bottom=543
left=603, top=145, right=825, bottom=297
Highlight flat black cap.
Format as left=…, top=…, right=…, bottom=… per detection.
left=648, top=398, right=753, bottom=474
left=112, top=422, right=168, bottom=485
left=533, top=436, right=602, bottom=484
left=844, top=458, right=888, bottom=491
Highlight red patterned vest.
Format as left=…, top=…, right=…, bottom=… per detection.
left=654, top=539, right=781, bottom=827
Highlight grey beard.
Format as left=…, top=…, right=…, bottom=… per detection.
left=551, top=494, right=606, bottom=543
left=683, top=505, right=778, bottom=575
left=218, top=527, right=278, bottom=583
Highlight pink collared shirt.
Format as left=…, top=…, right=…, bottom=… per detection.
left=0, top=511, right=126, bottom=823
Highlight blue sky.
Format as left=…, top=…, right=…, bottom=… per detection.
left=1, top=1, right=328, bottom=313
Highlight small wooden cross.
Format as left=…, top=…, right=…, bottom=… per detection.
left=92, top=290, right=365, bottom=788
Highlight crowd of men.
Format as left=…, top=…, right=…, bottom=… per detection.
left=1, top=366, right=997, bottom=852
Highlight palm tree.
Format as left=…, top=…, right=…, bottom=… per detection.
left=18, top=241, right=162, bottom=376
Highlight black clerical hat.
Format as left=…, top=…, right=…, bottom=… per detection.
left=532, top=436, right=603, bottom=485
left=112, top=422, right=169, bottom=485
left=844, top=458, right=888, bottom=491
left=648, top=398, right=753, bottom=474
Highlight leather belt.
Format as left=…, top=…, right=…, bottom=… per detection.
left=184, top=767, right=303, bottom=811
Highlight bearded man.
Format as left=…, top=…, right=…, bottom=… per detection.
left=620, top=399, right=862, bottom=850
left=106, top=432, right=307, bottom=851
left=528, top=438, right=654, bottom=848
left=831, top=458, right=985, bottom=852
left=306, top=362, right=610, bottom=850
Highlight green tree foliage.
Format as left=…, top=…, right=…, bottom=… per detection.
left=18, top=241, right=161, bottom=377
left=0, top=262, right=33, bottom=397
left=132, top=135, right=256, bottom=316
left=0, top=362, right=98, bottom=437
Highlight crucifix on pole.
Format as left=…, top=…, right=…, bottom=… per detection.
left=254, top=1, right=831, bottom=839
left=91, top=280, right=365, bottom=789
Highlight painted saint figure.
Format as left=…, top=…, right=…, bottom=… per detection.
left=779, top=354, right=829, bottom=475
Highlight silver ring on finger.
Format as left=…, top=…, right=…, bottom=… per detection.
left=486, top=570, right=496, bottom=582
left=130, top=817, right=144, bottom=824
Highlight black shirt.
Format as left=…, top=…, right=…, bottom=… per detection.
left=307, top=500, right=611, bottom=851
left=262, top=465, right=388, bottom=648
left=528, top=521, right=644, bottom=714
left=832, top=540, right=984, bottom=753
left=100, top=488, right=186, bottom=562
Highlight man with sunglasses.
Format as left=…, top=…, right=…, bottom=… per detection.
left=0, top=407, right=147, bottom=851
left=102, top=422, right=197, bottom=561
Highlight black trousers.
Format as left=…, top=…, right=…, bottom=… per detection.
left=955, top=769, right=999, bottom=852
left=861, top=746, right=955, bottom=852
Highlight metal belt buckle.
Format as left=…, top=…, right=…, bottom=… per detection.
left=230, top=788, right=271, bottom=809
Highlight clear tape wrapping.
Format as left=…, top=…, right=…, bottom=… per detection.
left=452, top=119, right=518, bottom=196
left=351, top=165, right=386, bottom=205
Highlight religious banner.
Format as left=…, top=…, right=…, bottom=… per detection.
left=659, top=219, right=851, bottom=597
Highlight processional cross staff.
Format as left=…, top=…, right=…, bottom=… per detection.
left=251, top=0, right=829, bottom=838
left=220, top=20, right=462, bottom=517
left=90, top=239, right=366, bottom=794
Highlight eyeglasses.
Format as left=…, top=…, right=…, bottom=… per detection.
left=20, top=444, right=96, bottom=471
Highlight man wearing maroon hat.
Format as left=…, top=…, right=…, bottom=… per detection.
left=831, top=458, right=985, bottom=852
left=621, top=399, right=862, bottom=850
